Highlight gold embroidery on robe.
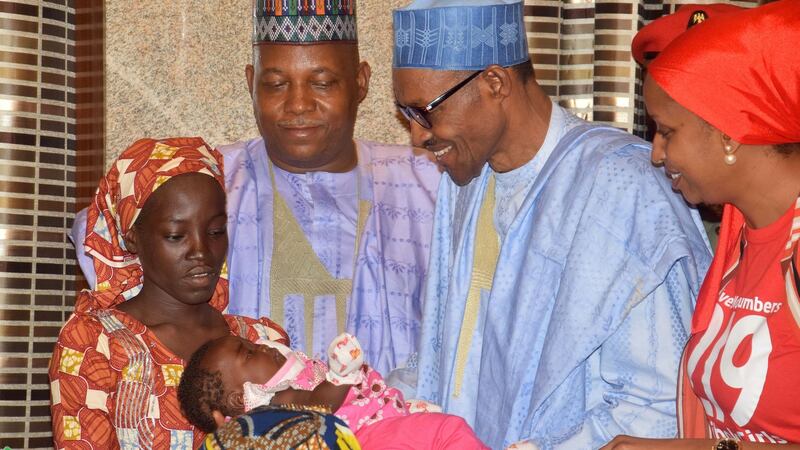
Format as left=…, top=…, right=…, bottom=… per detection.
left=268, top=162, right=370, bottom=352
left=453, top=177, right=499, bottom=397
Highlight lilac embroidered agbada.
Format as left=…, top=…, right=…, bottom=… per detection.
left=220, top=138, right=439, bottom=373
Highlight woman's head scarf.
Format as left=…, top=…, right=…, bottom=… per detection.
left=648, top=0, right=800, bottom=145
left=631, top=3, right=743, bottom=65
left=81, top=137, right=227, bottom=311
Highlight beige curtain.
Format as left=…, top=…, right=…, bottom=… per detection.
left=0, top=2, right=104, bottom=448
left=524, top=0, right=758, bottom=139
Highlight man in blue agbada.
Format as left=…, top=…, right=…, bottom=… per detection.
left=391, top=1, right=712, bottom=448
left=71, top=0, right=440, bottom=374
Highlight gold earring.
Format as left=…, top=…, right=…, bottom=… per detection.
left=723, top=135, right=737, bottom=165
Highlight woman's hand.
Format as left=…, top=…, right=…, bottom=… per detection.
left=601, top=436, right=713, bottom=450
left=603, top=436, right=800, bottom=449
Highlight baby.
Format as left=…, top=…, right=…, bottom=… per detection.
left=179, top=332, right=404, bottom=433
left=179, top=334, right=488, bottom=449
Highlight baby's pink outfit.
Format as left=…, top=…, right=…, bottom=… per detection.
left=244, top=334, right=488, bottom=449
left=244, top=333, right=406, bottom=433
left=335, top=364, right=407, bottom=431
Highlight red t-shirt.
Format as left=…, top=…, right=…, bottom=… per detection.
left=686, top=205, right=800, bottom=444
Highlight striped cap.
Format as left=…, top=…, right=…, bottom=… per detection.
left=253, top=0, right=357, bottom=44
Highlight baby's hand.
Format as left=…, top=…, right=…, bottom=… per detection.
left=506, top=441, right=539, bottom=450
left=405, top=398, right=442, bottom=414
left=326, top=333, right=364, bottom=386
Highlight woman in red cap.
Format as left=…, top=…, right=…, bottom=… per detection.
left=604, top=1, right=800, bottom=449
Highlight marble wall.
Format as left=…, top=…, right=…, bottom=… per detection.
left=105, top=0, right=412, bottom=167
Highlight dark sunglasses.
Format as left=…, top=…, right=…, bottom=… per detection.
left=396, top=70, right=483, bottom=129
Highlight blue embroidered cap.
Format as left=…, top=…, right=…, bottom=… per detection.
left=393, top=0, right=529, bottom=70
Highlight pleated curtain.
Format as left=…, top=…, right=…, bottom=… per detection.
left=524, top=0, right=759, bottom=139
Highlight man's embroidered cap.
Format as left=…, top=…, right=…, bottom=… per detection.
left=253, top=0, right=357, bottom=44
left=393, top=0, right=529, bottom=70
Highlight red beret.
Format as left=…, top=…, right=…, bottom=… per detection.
left=631, top=3, right=743, bottom=65
left=649, top=0, right=800, bottom=145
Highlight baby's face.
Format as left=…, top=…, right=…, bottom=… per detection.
left=205, top=336, right=287, bottom=395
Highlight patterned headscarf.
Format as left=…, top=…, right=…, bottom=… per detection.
left=200, top=405, right=361, bottom=450
left=81, top=137, right=227, bottom=311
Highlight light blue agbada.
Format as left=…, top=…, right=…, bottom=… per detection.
left=392, top=0, right=711, bottom=447
left=221, top=138, right=440, bottom=373
left=414, top=106, right=712, bottom=449
left=71, top=139, right=440, bottom=374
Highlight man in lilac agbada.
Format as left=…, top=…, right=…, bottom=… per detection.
left=71, top=0, right=440, bottom=374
